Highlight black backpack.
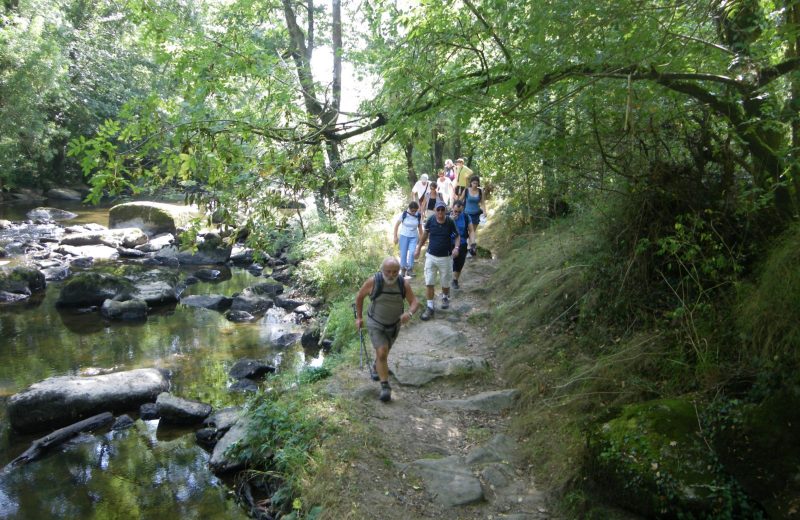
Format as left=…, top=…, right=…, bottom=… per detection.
left=370, top=271, right=406, bottom=301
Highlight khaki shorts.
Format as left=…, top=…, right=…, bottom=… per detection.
left=424, top=252, right=453, bottom=287
left=366, top=315, right=400, bottom=350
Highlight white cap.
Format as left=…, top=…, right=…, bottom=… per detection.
left=420, top=174, right=428, bottom=182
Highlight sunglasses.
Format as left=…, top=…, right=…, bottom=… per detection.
left=435, top=208, right=446, bottom=212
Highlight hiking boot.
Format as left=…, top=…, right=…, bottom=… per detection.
left=420, top=306, right=434, bottom=321
left=441, top=295, right=450, bottom=309
left=451, top=279, right=460, bottom=290
left=406, top=268, right=414, bottom=277
left=469, top=245, right=477, bottom=257
left=379, top=383, right=392, bottom=402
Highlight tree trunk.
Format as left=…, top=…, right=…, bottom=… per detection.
left=787, top=0, right=800, bottom=211
left=404, top=142, right=416, bottom=188
left=432, top=123, right=444, bottom=173
left=5, top=412, right=114, bottom=469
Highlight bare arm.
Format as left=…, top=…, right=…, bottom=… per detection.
left=393, top=219, right=401, bottom=244
left=414, top=230, right=429, bottom=258
left=354, top=277, right=375, bottom=329
left=399, top=279, right=420, bottom=324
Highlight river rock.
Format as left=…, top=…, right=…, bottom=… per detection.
left=26, top=207, right=79, bottom=221
left=209, top=417, right=252, bottom=473
left=247, top=281, right=283, bottom=297
left=226, top=310, right=256, bottom=322
left=112, top=414, right=135, bottom=430
left=230, top=292, right=274, bottom=316
left=229, top=246, right=255, bottom=265
left=108, top=201, right=200, bottom=236
left=125, top=268, right=179, bottom=305
left=180, top=294, right=233, bottom=310
left=155, top=392, right=212, bottom=425
left=101, top=298, right=148, bottom=320
left=45, top=188, right=83, bottom=200
left=229, top=378, right=259, bottom=393
left=60, top=227, right=148, bottom=248
left=56, top=244, right=120, bottom=261
left=7, top=368, right=170, bottom=433
left=41, top=265, right=71, bottom=282
left=135, top=233, right=174, bottom=253
left=0, top=265, right=46, bottom=296
left=57, top=272, right=133, bottom=306
left=193, top=268, right=224, bottom=281
left=204, top=407, right=242, bottom=432
left=229, top=359, right=276, bottom=380
left=176, top=232, right=231, bottom=265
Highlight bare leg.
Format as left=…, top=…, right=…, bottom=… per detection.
left=375, top=345, right=390, bottom=381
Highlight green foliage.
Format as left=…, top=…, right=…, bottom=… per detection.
left=737, top=221, right=800, bottom=372
left=234, top=389, right=325, bottom=493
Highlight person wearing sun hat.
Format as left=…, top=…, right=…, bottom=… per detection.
left=414, top=200, right=460, bottom=320
left=411, top=173, right=430, bottom=206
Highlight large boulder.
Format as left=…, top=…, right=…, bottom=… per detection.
left=180, top=294, right=233, bottom=310
left=57, top=272, right=132, bottom=306
left=0, top=265, right=46, bottom=296
left=7, top=368, right=170, bottom=433
left=108, top=201, right=200, bottom=236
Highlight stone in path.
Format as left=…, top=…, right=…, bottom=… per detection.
left=405, top=455, right=484, bottom=507
left=429, top=389, right=520, bottom=413
left=392, top=355, right=489, bottom=386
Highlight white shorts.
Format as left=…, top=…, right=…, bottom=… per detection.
left=424, top=252, right=453, bottom=287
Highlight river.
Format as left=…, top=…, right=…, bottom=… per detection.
left=0, top=199, right=318, bottom=518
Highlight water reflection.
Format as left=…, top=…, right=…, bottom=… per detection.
left=0, top=422, right=249, bottom=519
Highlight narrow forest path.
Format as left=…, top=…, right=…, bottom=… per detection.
left=319, top=256, right=552, bottom=519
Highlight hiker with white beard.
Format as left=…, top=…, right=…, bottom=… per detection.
left=355, top=257, right=420, bottom=402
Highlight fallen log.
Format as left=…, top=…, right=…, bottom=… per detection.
left=4, top=412, right=114, bottom=470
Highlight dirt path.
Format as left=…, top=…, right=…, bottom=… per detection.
left=320, top=257, right=551, bottom=519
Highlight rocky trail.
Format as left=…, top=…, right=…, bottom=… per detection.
left=321, top=257, right=552, bottom=519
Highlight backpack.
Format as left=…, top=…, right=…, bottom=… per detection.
left=401, top=210, right=422, bottom=225
left=370, top=271, right=406, bottom=301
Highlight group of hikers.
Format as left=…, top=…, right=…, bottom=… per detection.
left=354, top=158, right=488, bottom=402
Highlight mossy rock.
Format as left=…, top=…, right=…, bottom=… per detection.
left=587, top=398, right=759, bottom=518
left=57, top=272, right=134, bottom=307
left=108, top=201, right=200, bottom=236
left=0, top=266, right=46, bottom=293
left=714, top=389, right=800, bottom=518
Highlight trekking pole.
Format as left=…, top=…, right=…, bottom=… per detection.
left=353, top=303, right=377, bottom=381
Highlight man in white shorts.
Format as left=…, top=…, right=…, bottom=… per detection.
left=414, top=200, right=460, bottom=320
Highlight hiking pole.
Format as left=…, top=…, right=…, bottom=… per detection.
left=353, top=304, right=377, bottom=380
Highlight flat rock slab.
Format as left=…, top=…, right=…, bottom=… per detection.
left=429, top=389, right=520, bottom=413
left=393, top=355, right=489, bottom=386
left=466, top=434, right=521, bottom=466
left=406, top=455, right=484, bottom=507
left=7, top=368, right=170, bottom=433
left=210, top=417, right=251, bottom=473
left=156, top=392, right=212, bottom=425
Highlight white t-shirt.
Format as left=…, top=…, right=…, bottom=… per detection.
left=411, top=180, right=429, bottom=201
left=397, top=210, right=422, bottom=237
left=436, top=176, right=454, bottom=203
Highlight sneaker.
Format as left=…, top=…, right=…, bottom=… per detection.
left=469, top=245, right=477, bottom=257
left=420, top=306, right=434, bottom=321
left=370, top=362, right=380, bottom=381
left=379, top=383, right=392, bottom=402
left=451, top=279, right=460, bottom=290
left=441, top=295, right=450, bottom=309
left=406, top=268, right=414, bottom=277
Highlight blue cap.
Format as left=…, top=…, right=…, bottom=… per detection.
left=435, top=200, right=447, bottom=209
